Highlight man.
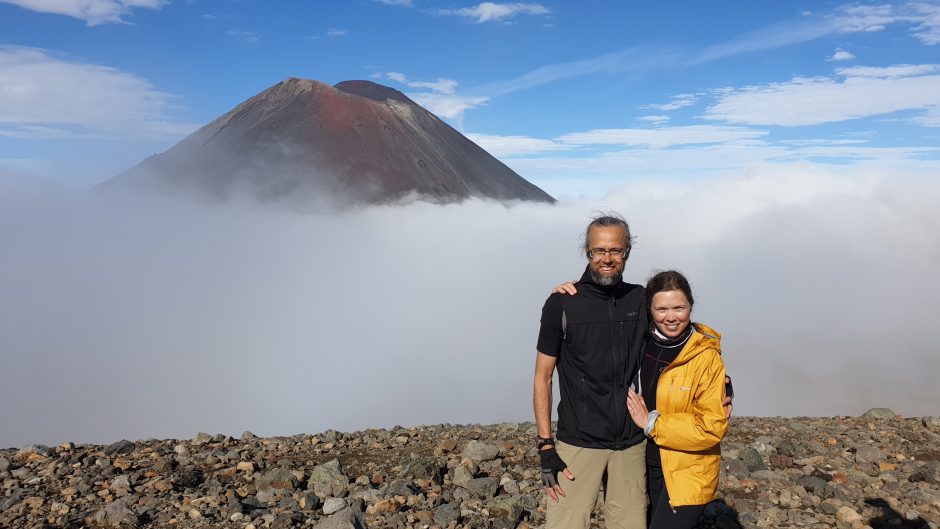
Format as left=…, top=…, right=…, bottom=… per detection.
left=534, top=214, right=648, bottom=529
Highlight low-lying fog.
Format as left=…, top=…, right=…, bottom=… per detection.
left=1, top=164, right=938, bottom=447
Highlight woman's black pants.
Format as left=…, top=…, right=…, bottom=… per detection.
left=646, top=464, right=706, bottom=529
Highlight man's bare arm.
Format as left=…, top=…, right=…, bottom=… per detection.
left=533, top=352, right=557, bottom=439
left=534, top=351, right=574, bottom=502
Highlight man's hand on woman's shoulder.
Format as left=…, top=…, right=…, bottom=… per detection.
left=553, top=281, right=578, bottom=295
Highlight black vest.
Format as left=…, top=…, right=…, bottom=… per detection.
left=555, top=267, right=647, bottom=449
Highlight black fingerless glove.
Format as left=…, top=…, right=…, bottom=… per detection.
left=539, top=447, right=567, bottom=488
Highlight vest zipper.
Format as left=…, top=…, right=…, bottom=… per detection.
left=609, top=294, right=625, bottom=442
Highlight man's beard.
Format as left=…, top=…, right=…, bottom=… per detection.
left=591, top=270, right=622, bottom=286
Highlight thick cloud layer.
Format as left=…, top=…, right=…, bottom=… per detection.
left=1, top=164, right=938, bottom=447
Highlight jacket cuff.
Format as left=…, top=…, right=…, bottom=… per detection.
left=644, top=410, right=660, bottom=437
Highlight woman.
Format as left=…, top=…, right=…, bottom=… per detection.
left=555, top=270, right=728, bottom=529
left=628, top=270, right=727, bottom=529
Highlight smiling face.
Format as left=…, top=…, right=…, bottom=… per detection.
left=650, top=289, right=692, bottom=338
left=586, top=225, right=628, bottom=286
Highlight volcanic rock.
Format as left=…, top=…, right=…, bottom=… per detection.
left=308, top=459, right=349, bottom=498
left=854, top=445, right=884, bottom=463
left=322, top=498, right=347, bottom=515
left=258, top=468, right=301, bottom=490
left=463, top=440, right=501, bottom=463
left=3, top=417, right=939, bottom=529
left=466, top=476, right=500, bottom=498
left=434, top=502, right=461, bottom=525
left=104, top=439, right=135, bottom=455
left=311, top=506, right=367, bottom=529
left=862, top=408, right=897, bottom=419
left=104, top=78, right=555, bottom=209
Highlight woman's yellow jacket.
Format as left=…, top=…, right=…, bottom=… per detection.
left=648, top=322, right=728, bottom=507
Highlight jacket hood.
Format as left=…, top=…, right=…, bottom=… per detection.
left=673, top=323, right=721, bottom=365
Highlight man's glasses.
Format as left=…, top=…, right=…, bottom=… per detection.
left=588, top=248, right=628, bottom=260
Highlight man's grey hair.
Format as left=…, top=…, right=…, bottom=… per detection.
left=582, top=213, right=635, bottom=258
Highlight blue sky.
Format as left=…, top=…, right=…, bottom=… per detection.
left=1, top=0, right=939, bottom=197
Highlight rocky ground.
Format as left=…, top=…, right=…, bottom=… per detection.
left=2, top=410, right=939, bottom=529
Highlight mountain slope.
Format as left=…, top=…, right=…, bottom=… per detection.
left=103, top=78, right=555, bottom=208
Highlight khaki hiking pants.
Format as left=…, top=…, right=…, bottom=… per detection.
left=545, top=440, right=647, bottom=529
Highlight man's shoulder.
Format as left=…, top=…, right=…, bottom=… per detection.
left=540, top=293, right=564, bottom=316
left=616, top=281, right=645, bottom=298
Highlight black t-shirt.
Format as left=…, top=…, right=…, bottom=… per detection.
left=536, top=295, right=564, bottom=356
left=641, top=326, right=693, bottom=466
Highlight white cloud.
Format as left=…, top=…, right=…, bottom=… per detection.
left=836, top=63, right=940, bottom=77
left=371, top=72, right=481, bottom=121
left=831, top=2, right=940, bottom=45
left=0, top=0, right=167, bottom=25
left=638, top=115, right=669, bottom=124
left=407, top=92, right=489, bottom=120
left=470, top=3, right=940, bottom=102
left=828, top=48, right=855, bottom=61
left=506, top=142, right=791, bottom=192
left=704, top=64, right=940, bottom=126
left=2, top=166, right=938, bottom=446
left=557, top=125, right=768, bottom=149
left=480, top=3, right=900, bottom=100
left=383, top=71, right=408, bottom=83
left=438, top=2, right=549, bottom=23
left=693, top=4, right=940, bottom=66
left=0, top=125, right=90, bottom=139
left=642, top=93, right=699, bottom=111
left=375, top=72, right=458, bottom=94
left=833, top=4, right=895, bottom=32
left=326, top=28, right=347, bottom=37
left=464, top=133, right=573, bottom=157
left=0, top=45, right=197, bottom=139
left=776, top=143, right=940, bottom=161
left=777, top=138, right=869, bottom=146
left=407, top=78, right=458, bottom=94
left=0, top=158, right=56, bottom=177
left=690, top=17, right=837, bottom=65
left=907, top=1, right=940, bottom=45
left=502, top=137, right=940, bottom=197
left=911, top=105, right=940, bottom=126
left=482, top=47, right=677, bottom=97
left=482, top=3, right=870, bottom=99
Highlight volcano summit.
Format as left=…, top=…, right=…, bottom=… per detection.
left=104, top=78, right=555, bottom=208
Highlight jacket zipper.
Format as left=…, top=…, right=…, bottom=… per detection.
left=657, top=334, right=696, bottom=508
left=608, top=294, right=627, bottom=443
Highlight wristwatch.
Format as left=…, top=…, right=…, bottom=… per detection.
left=535, top=436, right=555, bottom=450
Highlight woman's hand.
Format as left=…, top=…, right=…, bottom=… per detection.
left=626, top=388, right=649, bottom=429
left=553, top=281, right=578, bottom=295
